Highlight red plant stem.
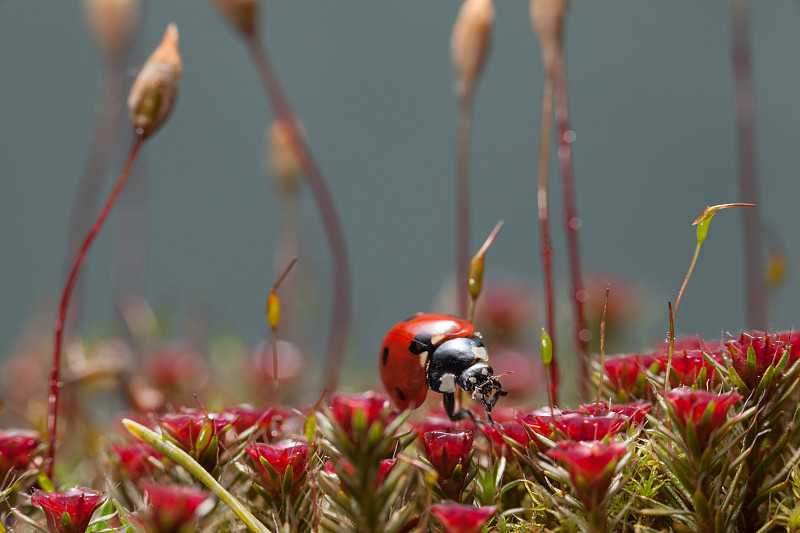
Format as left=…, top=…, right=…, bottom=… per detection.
left=729, top=0, right=767, bottom=330
left=537, top=73, right=559, bottom=406
left=456, top=87, right=474, bottom=318
left=63, top=58, right=126, bottom=334
left=243, top=34, right=351, bottom=393
left=46, top=134, right=145, bottom=478
left=553, top=49, right=589, bottom=400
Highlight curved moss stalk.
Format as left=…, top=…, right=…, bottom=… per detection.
left=47, top=135, right=145, bottom=478
left=243, top=33, right=350, bottom=393
left=122, top=419, right=270, bottom=533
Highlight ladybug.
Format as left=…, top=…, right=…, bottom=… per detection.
left=379, top=313, right=507, bottom=424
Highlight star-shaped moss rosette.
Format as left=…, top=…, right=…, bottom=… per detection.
left=108, top=441, right=163, bottom=484
left=139, top=483, right=212, bottom=533
left=0, top=429, right=40, bottom=481
left=431, top=501, right=498, bottom=533
left=598, top=352, right=660, bottom=400
left=316, top=392, right=419, bottom=532
left=245, top=440, right=308, bottom=500
left=655, top=347, right=724, bottom=387
left=31, top=488, right=105, bottom=533
left=157, top=409, right=237, bottom=476
left=727, top=331, right=792, bottom=392
left=663, top=387, right=742, bottom=451
left=547, top=441, right=629, bottom=528
left=327, top=391, right=397, bottom=442
left=421, top=429, right=475, bottom=501
left=650, top=387, right=753, bottom=532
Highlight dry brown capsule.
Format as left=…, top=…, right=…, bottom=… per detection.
left=451, top=0, right=494, bottom=100
left=127, top=24, right=182, bottom=139
left=530, top=0, right=568, bottom=74
left=84, top=0, right=141, bottom=58
left=214, top=0, right=260, bottom=35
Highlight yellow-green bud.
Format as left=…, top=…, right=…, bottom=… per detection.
left=267, top=291, right=281, bottom=331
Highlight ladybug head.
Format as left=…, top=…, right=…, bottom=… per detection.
left=458, top=362, right=508, bottom=413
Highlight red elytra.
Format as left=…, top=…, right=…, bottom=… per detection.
left=379, top=313, right=475, bottom=410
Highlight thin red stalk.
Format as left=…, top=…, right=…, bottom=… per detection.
left=63, top=58, right=126, bottom=334
left=47, top=135, right=144, bottom=478
left=456, top=87, right=474, bottom=318
left=537, top=74, right=559, bottom=406
left=729, top=0, right=767, bottom=330
left=243, top=34, right=351, bottom=393
left=554, top=49, right=589, bottom=400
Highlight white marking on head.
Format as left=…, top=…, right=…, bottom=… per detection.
left=481, top=367, right=489, bottom=376
left=439, top=373, right=457, bottom=393
left=469, top=376, right=477, bottom=384
left=471, top=345, right=488, bottom=361
left=418, top=351, right=429, bottom=368
left=431, top=334, right=446, bottom=345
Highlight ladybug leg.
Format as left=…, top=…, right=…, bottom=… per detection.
left=443, top=393, right=482, bottom=426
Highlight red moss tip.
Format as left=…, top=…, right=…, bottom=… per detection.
left=431, top=501, right=498, bottom=533
left=329, top=391, right=393, bottom=439
left=547, top=440, right=628, bottom=510
left=157, top=409, right=236, bottom=470
left=109, top=441, right=162, bottom=482
left=601, top=352, right=660, bottom=395
left=141, top=483, right=211, bottom=533
left=656, top=348, right=723, bottom=387
left=245, top=440, right=308, bottom=499
left=422, top=429, right=474, bottom=499
left=31, top=488, right=105, bottom=533
left=0, top=429, right=40, bottom=479
left=663, top=387, right=742, bottom=448
left=727, top=331, right=791, bottom=390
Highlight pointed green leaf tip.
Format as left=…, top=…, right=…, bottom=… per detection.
left=692, top=203, right=754, bottom=245
left=541, top=328, right=553, bottom=366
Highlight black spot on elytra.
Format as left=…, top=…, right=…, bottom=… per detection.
left=395, top=387, right=406, bottom=402
left=382, top=347, right=389, bottom=366
left=409, top=332, right=432, bottom=354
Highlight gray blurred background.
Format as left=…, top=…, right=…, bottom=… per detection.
left=1, top=1, right=799, bottom=390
